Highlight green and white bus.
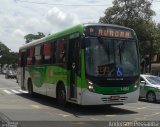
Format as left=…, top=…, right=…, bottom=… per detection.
left=17, top=23, right=140, bottom=106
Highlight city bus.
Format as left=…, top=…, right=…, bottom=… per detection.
left=17, top=23, right=140, bottom=106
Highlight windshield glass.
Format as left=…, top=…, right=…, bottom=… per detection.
left=146, top=76, right=160, bottom=85
left=85, top=37, right=139, bottom=77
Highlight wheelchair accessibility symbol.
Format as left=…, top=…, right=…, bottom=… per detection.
left=116, top=67, right=123, bottom=77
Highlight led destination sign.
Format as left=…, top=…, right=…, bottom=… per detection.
left=85, top=26, right=133, bottom=38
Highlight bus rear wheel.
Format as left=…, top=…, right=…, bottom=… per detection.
left=57, top=84, right=66, bottom=107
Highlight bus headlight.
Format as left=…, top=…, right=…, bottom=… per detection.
left=87, top=80, right=95, bottom=92
left=134, top=80, right=139, bottom=91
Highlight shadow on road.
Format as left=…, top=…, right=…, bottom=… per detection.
left=17, top=93, right=138, bottom=117
left=139, top=98, right=160, bottom=104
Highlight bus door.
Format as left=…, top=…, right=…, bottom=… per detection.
left=20, top=51, right=26, bottom=89
left=68, top=37, right=80, bottom=99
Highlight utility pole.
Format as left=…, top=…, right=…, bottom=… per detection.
left=149, top=39, right=153, bottom=73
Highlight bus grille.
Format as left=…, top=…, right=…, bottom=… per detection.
left=101, top=97, right=127, bottom=103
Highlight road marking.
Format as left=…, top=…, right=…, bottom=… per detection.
left=1, top=89, right=28, bottom=94
left=18, top=89, right=28, bottom=93
left=136, top=107, right=147, bottom=110
left=148, top=112, right=160, bottom=117
left=105, top=115, right=116, bottom=117
left=154, top=112, right=160, bottom=115
left=144, top=115, right=150, bottom=117
left=135, top=112, right=160, bottom=120
left=90, top=118, right=99, bottom=120
left=11, top=90, right=21, bottom=94
left=3, top=90, right=12, bottom=94
left=0, top=87, right=20, bottom=90
left=31, top=105, right=41, bottom=109
left=135, top=117, right=146, bottom=120
left=57, top=114, right=70, bottom=117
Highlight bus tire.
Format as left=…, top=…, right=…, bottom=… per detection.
left=57, top=84, right=66, bottom=107
left=28, top=79, right=34, bottom=97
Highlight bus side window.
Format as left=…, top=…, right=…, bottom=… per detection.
left=27, top=47, right=35, bottom=65
left=78, top=40, right=81, bottom=75
left=20, top=51, right=27, bottom=67
left=42, top=42, right=52, bottom=65
left=57, top=38, right=67, bottom=64
left=75, top=38, right=81, bottom=75
left=52, top=41, right=56, bottom=64
left=35, top=45, right=42, bottom=65
left=69, top=37, right=81, bottom=75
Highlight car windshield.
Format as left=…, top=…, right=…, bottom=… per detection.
left=146, top=76, right=160, bottom=85
left=85, top=37, right=139, bottom=77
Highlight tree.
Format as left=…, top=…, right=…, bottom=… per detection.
left=99, top=0, right=159, bottom=73
left=99, top=0, right=155, bottom=26
left=0, top=42, right=10, bottom=56
left=156, top=23, right=160, bottom=53
left=0, top=42, right=10, bottom=68
left=24, top=32, right=45, bottom=43
left=0, top=42, right=18, bottom=70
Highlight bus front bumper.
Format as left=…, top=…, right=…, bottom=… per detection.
left=80, top=88, right=140, bottom=105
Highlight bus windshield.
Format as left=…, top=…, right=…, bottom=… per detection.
left=85, top=37, right=139, bottom=77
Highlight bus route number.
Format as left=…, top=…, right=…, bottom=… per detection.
left=121, top=87, right=129, bottom=91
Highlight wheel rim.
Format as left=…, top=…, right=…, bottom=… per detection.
left=147, top=93, right=155, bottom=102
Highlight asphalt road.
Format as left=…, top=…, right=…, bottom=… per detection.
left=0, top=74, right=159, bottom=127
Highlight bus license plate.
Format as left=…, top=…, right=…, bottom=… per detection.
left=110, top=96, right=120, bottom=100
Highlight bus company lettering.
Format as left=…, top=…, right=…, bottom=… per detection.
left=98, top=29, right=131, bottom=38
left=89, top=27, right=132, bottom=38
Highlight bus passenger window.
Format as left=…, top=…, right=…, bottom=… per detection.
left=57, top=39, right=67, bottom=64
left=35, top=45, right=42, bottom=65
left=20, top=51, right=27, bottom=67
left=27, top=47, right=34, bottom=65
left=52, top=42, right=56, bottom=64
left=59, top=43, right=65, bottom=63
left=43, top=43, right=52, bottom=64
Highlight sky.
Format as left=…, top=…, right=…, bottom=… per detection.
left=0, top=0, right=160, bottom=52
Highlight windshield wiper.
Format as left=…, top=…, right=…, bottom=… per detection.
left=97, top=37, right=110, bottom=63
left=117, top=41, right=126, bottom=64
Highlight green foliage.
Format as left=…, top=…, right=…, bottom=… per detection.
left=0, top=42, right=10, bottom=56
left=24, top=32, right=45, bottom=43
left=99, top=0, right=155, bottom=26
left=136, top=22, right=157, bottom=57
left=0, top=42, right=18, bottom=67
left=99, top=0, right=160, bottom=73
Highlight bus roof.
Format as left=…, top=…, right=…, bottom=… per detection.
left=19, top=23, right=134, bottom=51
left=45, top=24, right=84, bottom=41
left=83, top=23, right=133, bottom=30
left=19, top=24, right=84, bottom=51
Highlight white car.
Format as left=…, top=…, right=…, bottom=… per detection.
left=140, top=74, right=160, bottom=102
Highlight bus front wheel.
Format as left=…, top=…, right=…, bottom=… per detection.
left=57, top=84, right=66, bottom=107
